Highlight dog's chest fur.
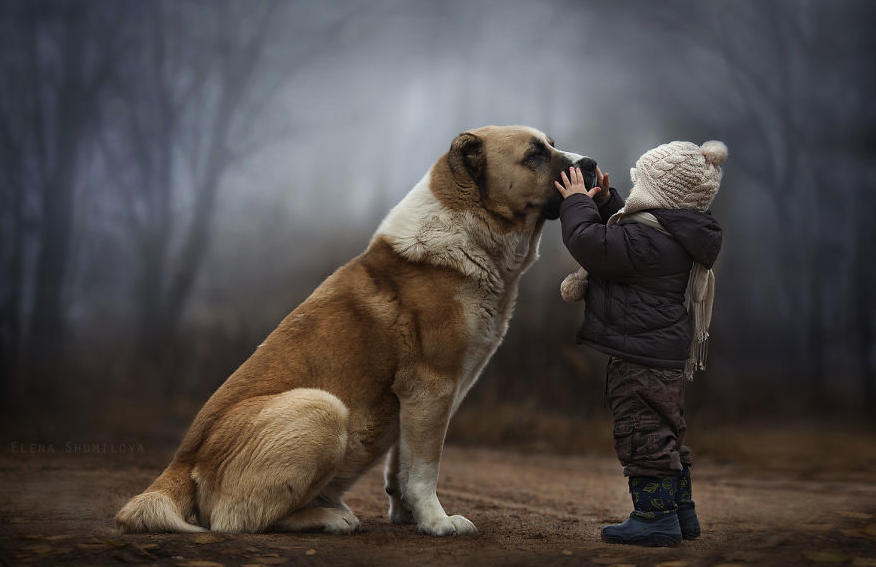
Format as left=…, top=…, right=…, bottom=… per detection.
left=374, top=169, right=543, bottom=414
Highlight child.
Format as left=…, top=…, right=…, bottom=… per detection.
left=554, top=140, right=727, bottom=546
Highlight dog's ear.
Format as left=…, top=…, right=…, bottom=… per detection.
left=448, top=132, right=486, bottom=193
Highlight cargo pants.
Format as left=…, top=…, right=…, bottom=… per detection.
left=606, top=357, right=691, bottom=477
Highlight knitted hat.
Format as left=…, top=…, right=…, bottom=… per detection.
left=624, top=140, right=727, bottom=214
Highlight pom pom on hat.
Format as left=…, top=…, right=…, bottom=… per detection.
left=560, top=267, right=588, bottom=302
left=701, top=140, right=728, bottom=167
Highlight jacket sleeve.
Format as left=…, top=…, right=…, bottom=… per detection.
left=596, top=187, right=624, bottom=223
left=559, top=193, right=638, bottom=280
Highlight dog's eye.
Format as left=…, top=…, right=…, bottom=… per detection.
left=524, top=144, right=549, bottom=165
left=524, top=153, right=545, bottom=167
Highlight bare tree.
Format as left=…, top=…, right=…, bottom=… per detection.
left=0, top=1, right=122, bottom=401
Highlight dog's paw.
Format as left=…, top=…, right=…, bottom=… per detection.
left=418, top=514, right=477, bottom=536
left=389, top=502, right=415, bottom=524
left=323, top=511, right=360, bottom=534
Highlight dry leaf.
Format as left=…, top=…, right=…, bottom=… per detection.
left=252, top=559, right=285, bottom=565
left=561, top=549, right=573, bottom=556
left=45, top=534, right=73, bottom=541
left=182, top=561, right=225, bottom=567
left=305, top=548, right=317, bottom=555
left=656, top=562, right=687, bottom=567
left=853, top=558, right=876, bottom=567
left=194, top=533, right=226, bottom=544
left=802, top=551, right=851, bottom=563
left=24, top=543, right=54, bottom=555
left=841, top=512, right=873, bottom=520
left=18, top=534, right=44, bottom=540
left=863, top=524, right=876, bottom=538
left=77, top=541, right=111, bottom=550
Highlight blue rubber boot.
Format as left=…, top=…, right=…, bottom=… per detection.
left=602, top=476, right=682, bottom=547
left=676, top=466, right=700, bottom=539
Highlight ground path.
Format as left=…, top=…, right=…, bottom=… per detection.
left=1, top=445, right=875, bottom=566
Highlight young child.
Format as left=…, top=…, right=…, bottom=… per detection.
left=554, top=140, right=727, bottom=546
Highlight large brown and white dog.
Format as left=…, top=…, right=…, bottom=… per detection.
left=116, top=125, right=596, bottom=536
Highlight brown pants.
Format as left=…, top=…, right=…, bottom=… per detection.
left=606, top=357, right=691, bottom=477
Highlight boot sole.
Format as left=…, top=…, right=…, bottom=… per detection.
left=601, top=532, right=682, bottom=547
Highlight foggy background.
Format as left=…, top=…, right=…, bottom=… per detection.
left=1, top=0, right=875, bottom=449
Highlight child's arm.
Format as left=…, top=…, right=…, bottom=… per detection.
left=556, top=167, right=637, bottom=280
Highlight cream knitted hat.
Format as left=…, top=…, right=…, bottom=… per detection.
left=624, top=140, right=727, bottom=214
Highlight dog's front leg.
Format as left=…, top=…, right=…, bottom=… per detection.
left=393, top=376, right=476, bottom=536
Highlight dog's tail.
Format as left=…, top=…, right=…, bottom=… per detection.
left=116, top=460, right=206, bottom=533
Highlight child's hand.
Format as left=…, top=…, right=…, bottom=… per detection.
left=555, top=166, right=603, bottom=201
left=593, top=166, right=611, bottom=205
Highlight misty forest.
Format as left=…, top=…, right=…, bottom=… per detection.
left=2, top=1, right=876, bottom=566
left=2, top=0, right=874, bottom=434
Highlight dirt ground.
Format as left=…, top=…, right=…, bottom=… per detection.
left=1, top=441, right=875, bottom=567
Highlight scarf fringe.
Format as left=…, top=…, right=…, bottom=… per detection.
left=683, top=262, right=715, bottom=381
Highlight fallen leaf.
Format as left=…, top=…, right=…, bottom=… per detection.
left=864, top=524, right=876, bottom=538
left=251, top=559, right=285, bottom=565
left=138, top=543, right=159, bottom=549
left=194, top=533, right=226, bottom=544
left=656, top=562, right=687, bottom=567
left=853, top=559, right=876, bottom=567
left=103, top=537, right=126, bottom=549
left=24, top=543, right=54, bottom=555
left=305, top=548, right=317, bottom=556
left=841, top=512, right=873, bottom=520
left=18, top=534, right=44, bottom=540
left=77, top=541, right=111, bottom=550
left=181, top=561, right=225, bottom=567
left=45, top=534, right=73, bottom=541
left=802, top=550, right=851, bottom=563
left=592, top=559, right=625, bottom=565
left=562, top=549, right=573, bottom=556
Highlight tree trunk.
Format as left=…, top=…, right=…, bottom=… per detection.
left=25, top=5, right=90, bottom=400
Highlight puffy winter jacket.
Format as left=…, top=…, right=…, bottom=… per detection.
left=559, top=189, right=722, bottom=369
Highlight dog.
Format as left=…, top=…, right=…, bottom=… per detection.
left=116, top=125, right=596, bottom=536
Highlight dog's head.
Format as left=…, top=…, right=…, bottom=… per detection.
left=447, top=125, right=596, bottom=223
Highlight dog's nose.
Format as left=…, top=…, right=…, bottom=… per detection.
left=576, top=157, right=597, bottom=172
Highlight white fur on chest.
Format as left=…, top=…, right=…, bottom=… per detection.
left=450, top=282, right=519, bottom=414
left=374, top=166, right=542, bottom=415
